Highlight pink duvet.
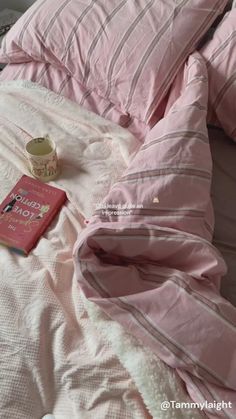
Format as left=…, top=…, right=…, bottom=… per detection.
left=74, top=52, right=236, bottom=419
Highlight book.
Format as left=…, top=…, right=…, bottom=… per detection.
left=0, top=175, right=67, bottom=255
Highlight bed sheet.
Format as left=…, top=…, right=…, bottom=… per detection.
left=0, top=80, right=148, bottom=419
left=2, top=62, right=235, bottom=309
left=0, top=62, right=149, bottom=142
left=0, top=61, right=93, bottom=106
left=0, top=80, right=205, bottom=419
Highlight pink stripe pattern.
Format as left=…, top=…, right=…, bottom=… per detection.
left=74, top=52, right=236, bottom=418
left=0, top=0, right=228, bottom=127
left=200, top=9, right=236, bottom=140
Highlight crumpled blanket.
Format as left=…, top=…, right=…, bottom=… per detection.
left=74, top=52, right=236, bottom=419
left=0, top=80, right=146, bottom=419
left=0, top=80, right=205, bottom=419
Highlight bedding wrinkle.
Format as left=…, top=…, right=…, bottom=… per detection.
left=39, top=0, right=72, bottom=62
left=0, top=79, right=148, bottom=419
left=145, top=0, right=225, bottom=122
left=200, top=9, right=236, bottom=140
left=0, top=0, right=227, bottom=136
left=82, top=0, right=129, bottom=85
left=0, top=1, right=234, bottom=417
left=74, top=52, right=236, bottom=418
left=102, top=0, right=155, bottom=106
left=125, top=0, right=190, bottom=117
left=61, top=0, right=100, bottom=63
left=18, top=0, right=47, bottom=50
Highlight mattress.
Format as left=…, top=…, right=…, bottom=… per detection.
left=1, top=63, right=235, bottom=308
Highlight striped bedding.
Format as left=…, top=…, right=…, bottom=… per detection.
left=0, top=79, right=150, bottom=419
left=0, top=0, right=228, bottom=130
left=73, top=52, right=236, bottom=419
left=0, top=1, right=236, bottom=418
left=200, top=8, right=236, bottom=141
left=0, top=62, right=149, bottom=142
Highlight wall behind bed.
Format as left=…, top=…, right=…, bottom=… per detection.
left=0, top=0, right=36, bottom=12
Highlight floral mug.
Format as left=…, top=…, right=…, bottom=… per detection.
left=25, top=136, right=59, bottom=182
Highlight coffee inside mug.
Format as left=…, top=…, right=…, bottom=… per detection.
left=26, top=137, right=54, bottom=157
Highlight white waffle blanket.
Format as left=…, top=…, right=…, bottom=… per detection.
left=0, top=80, right=203, bottom=419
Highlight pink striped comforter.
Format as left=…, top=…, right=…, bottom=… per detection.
left=74, top=52, right=236, bottom=419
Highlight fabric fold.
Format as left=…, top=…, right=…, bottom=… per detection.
left=74, top=52, right=236, bottom=417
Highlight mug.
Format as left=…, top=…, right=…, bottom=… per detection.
left=25, top=136, right=59, bottom=182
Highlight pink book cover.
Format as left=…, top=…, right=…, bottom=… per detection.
left=0, top=175, right=67, bottom=255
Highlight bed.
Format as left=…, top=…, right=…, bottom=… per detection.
left=0, top=1, right=236, bottom=418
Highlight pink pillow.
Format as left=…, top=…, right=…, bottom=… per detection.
left=0, top=0, right=227, bottom=125
left=0, top=61, right=150, bottom=142
left=200, top=9, right=236, bottom=139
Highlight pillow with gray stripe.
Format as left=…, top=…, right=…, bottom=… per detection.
left=0, top=0, right=227, bottom=125
left=200, top=9, right=236, bottom=140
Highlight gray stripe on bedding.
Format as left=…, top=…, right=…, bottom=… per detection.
left=145, top=0, right=224, bottom=123
left=62, top=0, right=100, bottom=62
left=125, top=0, right=190, bottom=116
left=102, top=0, right=155, bottom=113
left=82, top=0, right=129, bottom=85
